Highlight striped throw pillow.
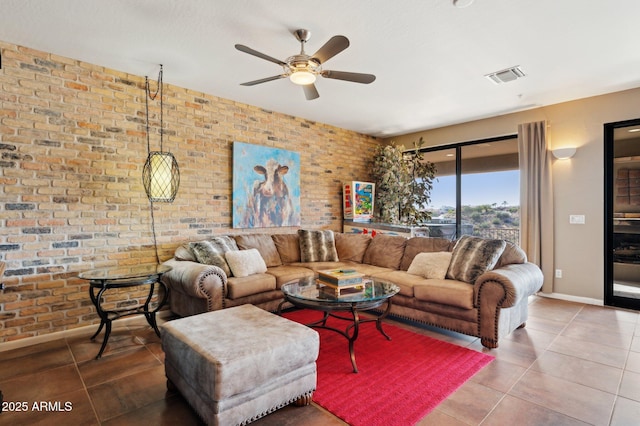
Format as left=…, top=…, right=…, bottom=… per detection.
left=298, top=230, right=339, bottom=262
left=189, top=236, right=239, bottom=276
left=446, top=236, right=506, bottom=283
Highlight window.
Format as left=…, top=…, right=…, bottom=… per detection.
left=417, top=136, right=520, bottom=243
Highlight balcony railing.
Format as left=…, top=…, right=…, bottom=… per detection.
left=472, top=227, right=520, bottom=245
left=422, top=223, right=520, bottom=245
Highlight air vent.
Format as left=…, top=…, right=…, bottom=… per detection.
left=485, top=66, right=525, bottom=84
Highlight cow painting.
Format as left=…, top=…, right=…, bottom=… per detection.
left=233, top=142, right=300, bottom=228
left=251, top=159, right=293, bottom=227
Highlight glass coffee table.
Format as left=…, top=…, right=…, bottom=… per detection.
left=279, top=276, right=399, bottom=373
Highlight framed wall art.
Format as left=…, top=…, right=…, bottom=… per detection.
left=232, top=142, right=301, bottom=228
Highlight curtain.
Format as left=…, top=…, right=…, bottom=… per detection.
left=518, top=121, right=554, bottom=293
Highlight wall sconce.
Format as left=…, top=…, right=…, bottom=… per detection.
left=143, top=65, right=180, bottom=202
left=552, top=147, right=577, bottom=160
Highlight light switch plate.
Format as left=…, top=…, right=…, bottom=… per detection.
left=569, top=215, right=585, bottom=224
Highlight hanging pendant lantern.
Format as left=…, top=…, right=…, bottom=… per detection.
left=143, top=65, right=179, bottom=203
left=143, top=151, right=180, bottom=202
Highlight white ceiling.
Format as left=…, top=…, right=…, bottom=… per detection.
left=2, top=0, right=640, bottom=138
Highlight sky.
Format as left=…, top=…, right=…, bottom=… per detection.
left=427, top=170, right=520, bottom=209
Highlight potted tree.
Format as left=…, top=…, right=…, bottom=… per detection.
left=371, top=137, right=436, bottom=225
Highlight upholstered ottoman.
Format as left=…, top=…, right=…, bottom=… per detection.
left=161, top=304, right=319, bottom=426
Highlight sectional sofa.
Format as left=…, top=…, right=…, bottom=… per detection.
left=161, top=231, right=543, bottom=348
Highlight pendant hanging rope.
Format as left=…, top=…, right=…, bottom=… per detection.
left=143, top=65, right=180, bottom=264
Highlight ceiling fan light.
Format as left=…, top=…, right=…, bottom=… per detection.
left=290, top=70, right=316, bottom=85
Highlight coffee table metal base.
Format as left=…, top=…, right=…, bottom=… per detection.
left=279, top=297, right=394, bottom=373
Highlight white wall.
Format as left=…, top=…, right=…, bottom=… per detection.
left=386, top=87, right=640, bottom=303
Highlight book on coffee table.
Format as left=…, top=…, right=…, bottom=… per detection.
left=317, top=269, right=364, bottom=286
left=317, top=280, right=366, bottom=297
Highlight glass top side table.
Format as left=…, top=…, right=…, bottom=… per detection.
left=78, top=263, right=171, bottom=359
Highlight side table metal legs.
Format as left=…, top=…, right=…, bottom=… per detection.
left=88, top=279, right=168, bottom=359
left=89, top=283, right=111, bottom=359
left=144, top=281, right=169, bottom=338
left=90, top=321, right=112, bottom=360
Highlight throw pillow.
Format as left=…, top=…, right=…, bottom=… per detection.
left=407, top=251, right=453, bottom=279
left=400, top=236, right=454, bottom=270
left=496, top=241, right=528, bottom=268
left=189, top=236, right=239, bottom=276
left=174, top=243, right=196, bottom=262
left=225, top=249, right=268, bottom=278
left=298, top=229, right=339, bottom=262
left=446, top=235, right=507, bottom=283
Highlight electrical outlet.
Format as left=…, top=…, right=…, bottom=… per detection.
left=555, top=269, right=562, bottom=278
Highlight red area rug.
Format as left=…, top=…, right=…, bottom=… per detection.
left=283, top=309, right=494, bottom=426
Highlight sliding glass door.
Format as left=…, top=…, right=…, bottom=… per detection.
left=605, top=119, right=640, bottom=310
left=421, top=147, right=457, bottom=239
left=419, top=136, right=519, bottom=242
left=461, top=140, right=520, bottom=244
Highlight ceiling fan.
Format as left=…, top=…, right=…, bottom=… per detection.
left=235, top=29, right=376, bottom=100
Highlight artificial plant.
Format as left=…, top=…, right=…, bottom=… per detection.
left=371, top=137, right=436, bottom=225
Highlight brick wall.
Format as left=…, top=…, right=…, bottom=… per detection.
left=0, top=41, right=379, bottom=343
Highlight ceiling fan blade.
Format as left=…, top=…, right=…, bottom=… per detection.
left=240, top=75, right=286, bottom=86
left=311, top=35, right=349, bottom=64
left=302, top=84, right=319, bottom=100
left=235, top=44, right=287, bottom=66
left=321, top=70, right=376, bottom=84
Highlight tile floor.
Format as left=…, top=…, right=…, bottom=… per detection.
left=0, top=296, right=639, bottom=425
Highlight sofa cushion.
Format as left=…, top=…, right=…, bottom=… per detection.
left=272, top=234, right=301, bottom=263
left=334, top=233, right=372, bottom=263
left=226, top=273, right=276, bottom=299
left=190, top=236, right=239, bottom=276
left=399, top=237, right=454, bottom=271
left=496, top=241, right=527, bottom=268
left=353, top=263, right=396, bottom=276
left=414, top=279, right=475, bottom=310
left=265, top=265, right=316, bottom=288
left=446, top=236, right=507, bottom=283
left=362, top=234, right=407, bottom=269
left=407, top=251, right=452, bottom=280
left=225, top=249, right=268, bottom=278
left=298, top=229, right=339, bottom=262
left=234, top=234, right=283, bottom=267
left=369, top=270, right=423, bottom=297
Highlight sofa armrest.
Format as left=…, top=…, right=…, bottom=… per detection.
left=162, top=258, right=228, bottom=311
left=473, top=262, right=544, bottom=309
